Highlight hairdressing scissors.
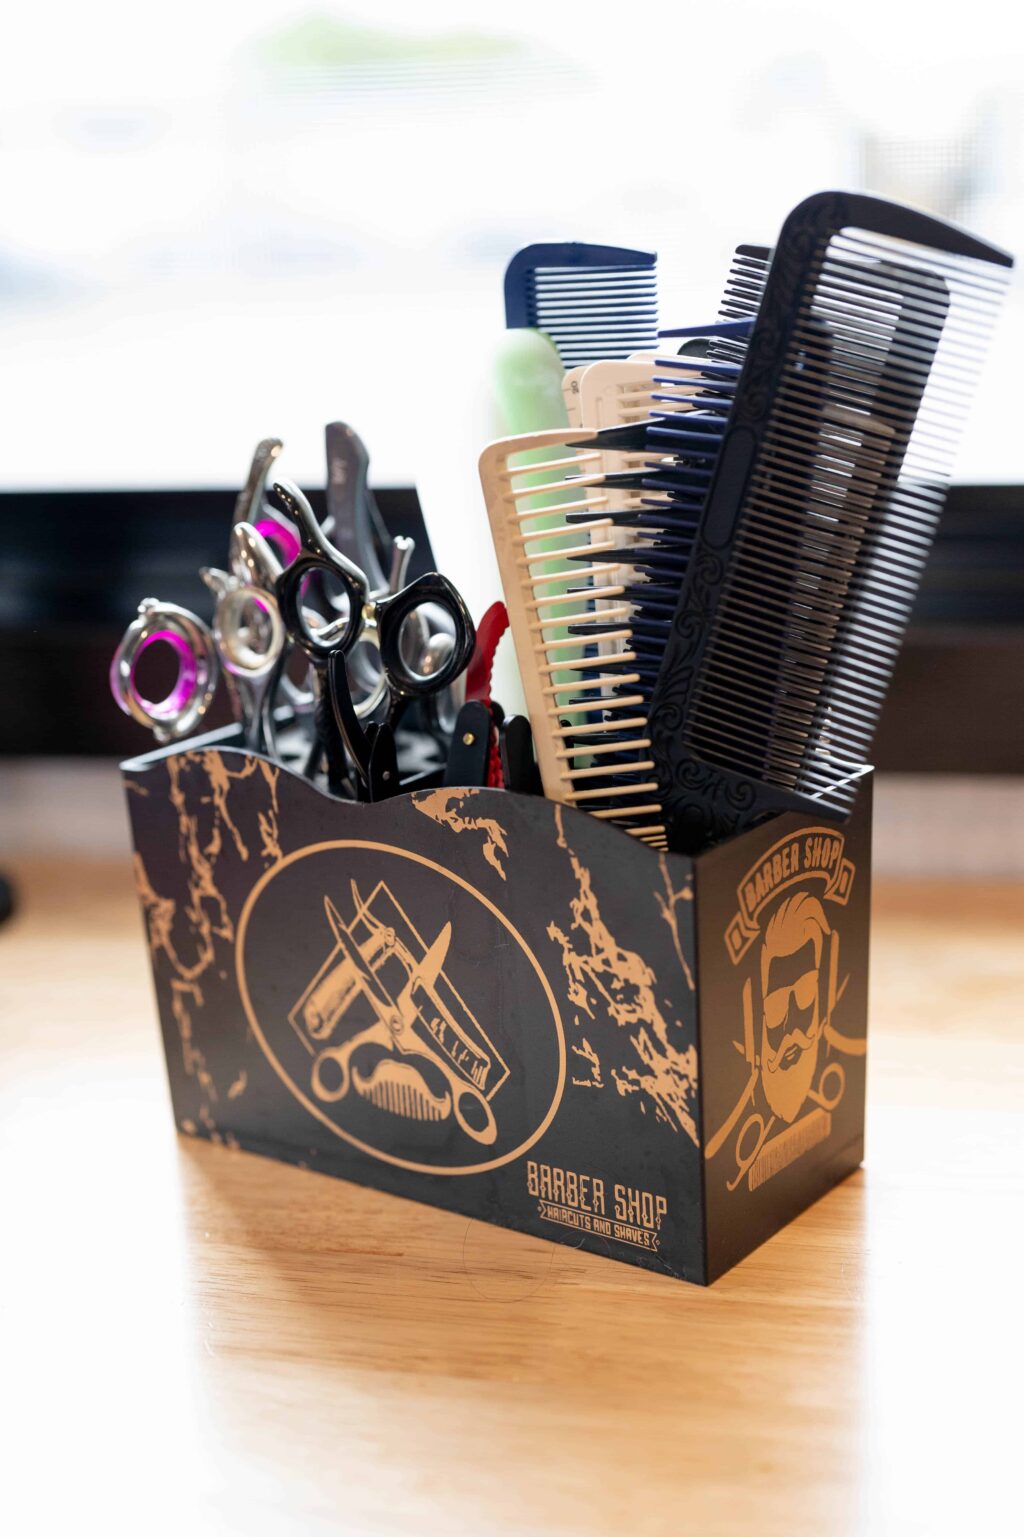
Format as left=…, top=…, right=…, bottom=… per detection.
left=230, top=434, right=388, bottom=735
left=249, top=427, right=417, bottom=729
left=272, top=480, right=476, bottom=800
left=324, top=423, right=469, bottom=741
left=324, top=421, right=431, bottom=719
left=110, top=523, right=288, bottom=752
left=199, top=523, right=289, bottom=752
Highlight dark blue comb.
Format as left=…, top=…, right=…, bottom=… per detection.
left=503, top=242, right=658, bottom=368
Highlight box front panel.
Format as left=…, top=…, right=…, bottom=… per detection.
left=695, top=781, right=872, bottom=1281
left=125, top=744, right=705, bottom=1281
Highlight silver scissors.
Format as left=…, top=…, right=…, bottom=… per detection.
left=109, top=523, right=287, bottom=751
left=272, top=480, right=476, bottom=799
left=233, top=430, right=408, bottom=727
left=199, top=523, right=288, bottom=751
left=109, top=599, right=221, bottom=744
left=324, top=422, right=466, bottom=734
left=322, top=422, right=419, bottom=717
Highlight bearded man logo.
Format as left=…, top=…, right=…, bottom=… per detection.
left=758, top=891, right=831, bottom=1124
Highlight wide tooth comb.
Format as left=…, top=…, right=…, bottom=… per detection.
left=645, top=191, right=1013, bottom=853
left=479, top=427, right=668, bottom=846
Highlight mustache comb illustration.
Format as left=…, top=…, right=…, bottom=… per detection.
left=287, top=881, right=508, bottom=1145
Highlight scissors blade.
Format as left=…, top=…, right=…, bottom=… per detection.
left=499, top=715, right=542, bottom=795
left=443, top=701, right=492, bottom=788
left=230, top=522, right=283, bottom=589
left=408, top=922, right=452, bottom=994
left=234, top=438, right=283, bottom=526
left=327, top=648, right=372, bottom=792
left=368, top=723, right=400, bottom=801
left=325, top=422, right=389, bottom=594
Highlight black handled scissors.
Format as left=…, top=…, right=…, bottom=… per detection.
left=272, top=480, right=475, bottom=799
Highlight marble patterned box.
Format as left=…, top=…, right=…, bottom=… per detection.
left=122, top=725, right=871, bottom=1285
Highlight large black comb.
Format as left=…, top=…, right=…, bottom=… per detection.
left=645, top=191, right=1012, bottom=853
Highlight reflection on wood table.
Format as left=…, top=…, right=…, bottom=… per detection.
left=2, top=858, right=1022, bottom=1536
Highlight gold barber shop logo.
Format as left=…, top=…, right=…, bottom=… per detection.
left=236, top=840, right=565, bottom=1176
left=707, top=827, right=865, bottom=1193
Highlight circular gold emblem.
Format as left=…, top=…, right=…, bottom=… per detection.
left=237, top=840, right=565, bottom=1175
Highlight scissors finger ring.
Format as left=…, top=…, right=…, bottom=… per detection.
left=109, top=599, right=220, bottom=744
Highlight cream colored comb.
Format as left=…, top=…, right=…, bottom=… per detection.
left=578, top=358, right=657, bottom=432
left=572, top=359, right=659, bottom=670
left=561, top=365, right=588, bottom=428
left=479, top=428, right=667, bottom=847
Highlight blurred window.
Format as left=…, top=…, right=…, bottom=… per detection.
left=4, top=0, right=1021, bottom=489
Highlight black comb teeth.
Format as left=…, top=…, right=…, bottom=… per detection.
left=717, top=244, right=773, bottom=328
left=644, top=192, right=1012, bottom=853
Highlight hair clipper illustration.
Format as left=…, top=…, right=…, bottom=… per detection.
left=288, top=881, right=509, bottom=1145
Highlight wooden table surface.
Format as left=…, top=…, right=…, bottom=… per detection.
left=3, top=856, right=1022, bottom=1535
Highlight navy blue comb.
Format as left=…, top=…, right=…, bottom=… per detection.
left=503, top=242, right=658, bottom=368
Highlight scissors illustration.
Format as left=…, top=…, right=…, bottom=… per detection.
left=110, top=523, right=288, bottom=751
left=272, top=480, right=476, bottom=800
left=308, top=893, right=498, bottom=1146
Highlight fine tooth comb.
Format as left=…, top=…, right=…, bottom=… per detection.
left=578, top=357, right=658, bottom=433
left=479, top=427, right=669, bottom=846
left=351, top=1059, right=451, bottom=1123
left=504, top=243, right=658, bottom=368
left=637, top=191, right=1013, bottom=853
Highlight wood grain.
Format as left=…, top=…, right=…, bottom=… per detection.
left=2, top=857, right=1021, bottom=1535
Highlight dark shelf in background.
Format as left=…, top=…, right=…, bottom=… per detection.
left=1, top=483, right=1022, bottom=769
left=0, top=486, right=429, bottom=758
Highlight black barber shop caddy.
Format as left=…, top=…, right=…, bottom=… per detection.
left=123, top=725, right=871, bottom=1286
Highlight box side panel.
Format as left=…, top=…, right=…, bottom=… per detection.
left=123, top=748, right=705, bottom=1283
left=696, top=779, right=872, bottom=1282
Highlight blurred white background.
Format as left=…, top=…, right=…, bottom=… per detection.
left=4, top=0, right=1021, bottom=490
